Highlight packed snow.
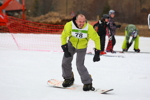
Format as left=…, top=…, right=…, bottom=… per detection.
left=0, top=33, right=150, bottom=100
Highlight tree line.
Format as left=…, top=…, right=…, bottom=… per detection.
left=25, top=0, right=150, bottom=25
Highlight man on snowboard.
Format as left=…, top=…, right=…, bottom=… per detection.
left=122, top=24, right=140, bottom=52
left=61, top=14, right=100, bottom=91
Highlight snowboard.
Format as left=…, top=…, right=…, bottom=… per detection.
left=47, top=79, right=114, bottom=94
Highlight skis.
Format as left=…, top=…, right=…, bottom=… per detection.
left=86, top=50, right=150, bottom=58
left=117, top=51, right=150, bottom=54
left=86, top=52, right=124, bottom=58
left=47, top=79, right=114, bottom=94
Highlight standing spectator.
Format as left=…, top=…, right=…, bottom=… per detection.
left=106, top=10, right=121, bottom=53
left=148, top=13, right=150, bottom=29
left=93, top=14, right=109, bottom=55
left=70, top=11, right=75, bottom=17
left=61, top=14, right=100, bottom=91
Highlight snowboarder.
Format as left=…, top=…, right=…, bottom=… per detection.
left=106, top=10, right=121, bottom=53
left=93, top=14, right=109, bottom=55
left=61, top=14, right=100, bottom=91
left=122, top=24, right=140, bottom=52
left=148, top=13, right=150, bottom=29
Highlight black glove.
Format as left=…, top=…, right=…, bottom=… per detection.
left=61, top=44, right=71, bottom=57
left=116, top=25, right=121, bottom=28
left=93, top=49, right=100, bottom=62
left=113, top=23, right=116, bottom=26
left=127, top=42, right=132, bottom=49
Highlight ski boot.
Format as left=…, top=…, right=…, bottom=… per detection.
left=123, top=49, right=128, bottom=52
left=106, top=50, right=116, bottom=53
left=111, top=50, right=116, bottom=53
left=134, top=49, right=140, bottom=53
left=83, top=83, right=95, bottom=91
left=100, top=51, right=106, bottom=55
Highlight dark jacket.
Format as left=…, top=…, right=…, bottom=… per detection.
left=109, top=17, right=117, bottom=35
left=93, top=20, right=109, bottom=36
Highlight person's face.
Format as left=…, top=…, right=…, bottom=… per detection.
left=76, top=16, right=86, bottom=29
left=105, top=18, right=109, bottom=22
left=110, top=13, right=115, bottom=18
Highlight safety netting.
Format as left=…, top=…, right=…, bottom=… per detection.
left=0, top=16, right=94, bottom=53
left=7, top=16, right=64, bottom=34
left=0, top=16, right=63, bottom=51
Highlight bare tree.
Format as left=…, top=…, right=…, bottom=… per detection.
left=124, top=2, right=134, bottom=23
left=139, top=0, right=146, bottom=10
left=72, top=0, right=88, bottom=14
left=25, top=0, right=150, bottom=24
left=86, top=0, right=107, bottom=20
left=40, top=0, right=58, bottom=15
left=32, top=0, right=40, bottom=17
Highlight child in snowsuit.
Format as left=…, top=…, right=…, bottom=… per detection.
left=106, top=10, right=121, bottom=53
left=122, top=24, right=140, bottom=52
left=93, top=14, right=109, bottom=55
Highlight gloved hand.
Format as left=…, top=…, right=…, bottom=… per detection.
left=109, top=35, right=112, bottom=40
left=93, top=48, right=100, bottom=62
left=116, top=25, right=121, bottom=28
left=108, top=32, right=113, bottom=40
left=61, top=44, right=71, bottom=57
left=127, top=42, right=132, bottom=49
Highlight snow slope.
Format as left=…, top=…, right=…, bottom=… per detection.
left=0, top=34, right=150, bottom=100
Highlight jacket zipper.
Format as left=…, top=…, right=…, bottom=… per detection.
left=76, top=38, right=79, bottom=48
